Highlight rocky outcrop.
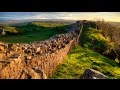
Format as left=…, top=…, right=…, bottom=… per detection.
left=0, top=21, right=83, bottom=79
left=0, top=29, right=5, bottom=35
left=80, top=69, right=109, bottom=79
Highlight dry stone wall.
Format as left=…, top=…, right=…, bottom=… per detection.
left=0, top=21, right=83, bottom=79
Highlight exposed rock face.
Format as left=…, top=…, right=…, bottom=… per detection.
left=0, top=21, right=83, bottom=79
left=80, top=69, right=109, bottom=79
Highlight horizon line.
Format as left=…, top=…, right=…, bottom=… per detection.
left=0, top=19, right=120, bottom=22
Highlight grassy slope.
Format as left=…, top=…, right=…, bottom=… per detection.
left=0, top=21, right=70, bottom=43
left=80, top=23, right=108, bottom=53
left=50, top=45, right=120, bottom=79
left=50, top=22, right=120, bottom=79
left=0, top=30, right=54, bottom=43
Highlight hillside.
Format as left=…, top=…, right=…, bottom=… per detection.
left=50, top=21, right=120, bottom=79
left=0, top=20, right=120, bottom=79
left=0, top=21, right=81, bottom=79
left=0, top=19, right=75, bottom=25
left=50, top=45, right=120, bottom=79
left=0, top=21, right=72, bottom=43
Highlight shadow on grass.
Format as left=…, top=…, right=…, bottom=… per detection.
left=0, top=22, right=73, bottom=43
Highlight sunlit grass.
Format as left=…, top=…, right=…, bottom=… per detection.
left=32, top=21, right=70, bottom=27
left=0, top=21, right=70, bottom=43
left=50, top=45, right=120, bottom=79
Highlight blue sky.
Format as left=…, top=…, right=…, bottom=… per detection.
left=0, top=12, right=120, bottom=22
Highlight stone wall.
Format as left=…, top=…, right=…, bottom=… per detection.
left=0, top=21, right=83, bottom=79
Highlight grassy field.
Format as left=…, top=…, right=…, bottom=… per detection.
left=0, top=21, right=71, bottom=43
left=50, top=45, right=120, bottom=79
left=0, top=30, right=61, bottom=43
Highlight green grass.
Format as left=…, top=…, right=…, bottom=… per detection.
left=32, top=21, right=70, bottom=27
left=79, top=23, right=116, bottom=56
left=0, top=21, right=70, bottom=43
left=0, top=29, right=67, bottom=43
left=50, top=45, right=120, bottom=79
left=80, top=25, right=107, bottom=49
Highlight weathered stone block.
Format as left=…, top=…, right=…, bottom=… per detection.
left=80, top=69, right=109, bottom=79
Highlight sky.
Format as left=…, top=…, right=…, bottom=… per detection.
left=0, top=12, right=120, bottom=22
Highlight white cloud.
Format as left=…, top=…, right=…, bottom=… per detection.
left=0, top=12, right=120, bottom=22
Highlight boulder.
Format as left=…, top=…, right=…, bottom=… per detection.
left=22, top=67, right=47, bottom=79
left=34, top=67, right=47, bottom=79
left=80, top=69, right=109, bottom=79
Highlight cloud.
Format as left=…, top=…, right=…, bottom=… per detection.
left=0, top=12, right=120, bottom=22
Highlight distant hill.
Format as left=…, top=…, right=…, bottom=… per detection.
left=0, top=19, right=76, bottom=26
left=0, top=19, right=35, bottom=25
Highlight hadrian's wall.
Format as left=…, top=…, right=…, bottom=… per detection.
left=0, top=21, right=83, bottom=79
